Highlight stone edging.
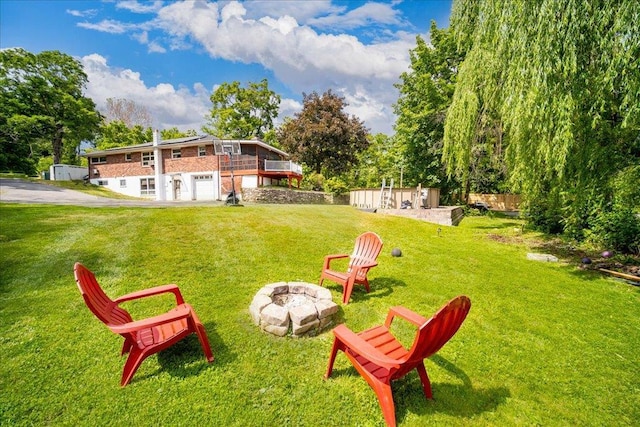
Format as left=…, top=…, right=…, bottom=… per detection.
left=249, top=282, right=339, bottom=337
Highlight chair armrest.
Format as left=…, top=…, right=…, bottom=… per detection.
left=108, top=305, right=192, bottom=334
left=323, top=253, right=349, bottom=269
left=333, top=324, right=401, bottom=370
left=347, top=261, right=378, bottom=277
left=385, top=306, right=428, bottom=328
left=114, top=284, right=185, bottom=305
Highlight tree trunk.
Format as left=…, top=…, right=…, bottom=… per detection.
left=52, top=124, right=64, bottom=164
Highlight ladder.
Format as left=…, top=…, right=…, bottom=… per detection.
left=378, top=178, right=394, bottom=209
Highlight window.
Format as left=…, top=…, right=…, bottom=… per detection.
left=142, top=152, right=154, bottom=166
left=198, top=146, right=206, bottom=157
left=91, top=156, right=106, bottom=164
left=125, top=153, right=132, bottom=162
left=172, top=149, right=182, bottom=159
left=119, top=179, right=126, bottom=188
left=97, top=180, right=108, bottom=186
left=140, top=178, right=155, bottom=195
left=194, top=175, right=213, bottom=180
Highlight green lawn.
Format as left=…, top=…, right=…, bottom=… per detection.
left=1, top=203, right=638, bottom=426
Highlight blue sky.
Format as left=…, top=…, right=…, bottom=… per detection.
left=1, top=0, right=453, bottom=135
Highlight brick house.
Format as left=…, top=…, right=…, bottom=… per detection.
left=83, top=131, right=303, bottom=201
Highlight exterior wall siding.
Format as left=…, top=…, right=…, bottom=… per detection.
left=87, top=138, right=301, bottom=201
left=161, top=146, right=219, bottom=173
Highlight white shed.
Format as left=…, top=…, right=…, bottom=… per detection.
left=49, top=164, right=87, bottom=181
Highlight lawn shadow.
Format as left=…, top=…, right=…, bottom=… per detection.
left=347, top=276, right=406, bottom=303
left=470, top=220, right=523, bottom=230
left=328, top=354, right=509, bottom=421
left=152, top=321, right=234, bottom=381
left=397, top=354, right=509, bottom=420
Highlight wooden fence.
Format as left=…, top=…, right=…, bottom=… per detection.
left=350, top=187, right=440, bottom=210
left=467, top=193, right=521, bottom=211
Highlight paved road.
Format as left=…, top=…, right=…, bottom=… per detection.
left=0, top=179, right=222, bottom=207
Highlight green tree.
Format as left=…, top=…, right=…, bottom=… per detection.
left=94, top=121, right=152, bottom=150
left=161, top=127, right=197, bottom=140
left=94, top=121, right=197, bottom=151
left=277, top=90, right=369, bottom=176
left=444, top=0, right=640, bottom=238
left=394, top=24, right=467, bottom=194
left=203, top=79, right=280, bottom=139
left=0, top=48, right=101, bottom=171
left=349, top=133, right=404, bottom=188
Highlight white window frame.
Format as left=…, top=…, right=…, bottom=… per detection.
left=171, top=148, right=182, bottom=159
left=125, top=153, right=132, bottom=162
left=198, top=146, right=207, bottom=157
left=140, top=178, right=155, bottom=195
left=91, top=156, right=106, bottom=164
left=142, top=152, right=154, bottom=167
left=119, top=179, right=127, bottom=188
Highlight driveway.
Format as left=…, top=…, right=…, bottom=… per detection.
left=0, top=179, right=221, bottom=207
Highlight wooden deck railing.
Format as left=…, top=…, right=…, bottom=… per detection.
left=264, top=160, right=302, bottom=174
left=218, top=156, right=302, bottom=175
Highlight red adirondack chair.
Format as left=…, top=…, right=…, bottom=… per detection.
left=319, top=231, right=383, bottom=304
left=74, top=262, right=214, bottom=386
left=325, top=296, right=471, bottom=427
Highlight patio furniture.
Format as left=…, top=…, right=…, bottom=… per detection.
left=324, top=296, right=471, bottom=426
left=319, top=231, right=383, bottom=304
left=73, top=262, right=214, bottom=386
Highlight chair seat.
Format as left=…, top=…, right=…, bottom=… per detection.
left=322, top=270, right=350, bottom=282
left=349, top=326, right=409, bottom=380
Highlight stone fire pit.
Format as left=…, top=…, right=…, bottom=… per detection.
left=250, top=282, right=339, bottom=337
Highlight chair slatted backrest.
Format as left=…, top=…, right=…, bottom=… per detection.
left=401, top=296, right=471, bottom=372
left=349, top=232, right=383, bottom=270
left=74, top=263, right=133, bottom=328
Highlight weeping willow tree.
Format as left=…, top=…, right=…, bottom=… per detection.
left=444, top=0, right=640, bottom=240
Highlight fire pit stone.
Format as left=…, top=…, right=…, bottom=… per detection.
left=250, top=281, right=339, bottom=337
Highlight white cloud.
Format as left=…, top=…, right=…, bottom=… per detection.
left=76, top=0, right=420, bottom=134
left=116, top=0, right=164, bottom=14
left=276, top=98, right=303, bottom=127
left=77, top=19, right=129, bottom=34
left=151, top=1, right=412, bottom=133
left=66, top=9, right=98, bottom=18
left=132, top=31, right=149, bottom=44
left=81, top=54, right=210, bottom=132
left=242, top=0, right=342, bottom=24
left=307, top=2, right=405, bottom=29
left=147, top=41, right=166, bottom=53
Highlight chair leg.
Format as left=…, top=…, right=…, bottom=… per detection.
left=416, top=362, right=433, bottom=399
left=324, top=337, right=341, bottom=379
left=342, top=277, right=356, bottom=304
left=194, top=323, right=214, bottom=363
left=187, top=309, right=214, bottom=363
left=121, top=337, right=134, bottom=356
left=121, top=348, right=147, bottom=387
left=372, top=381, right=397, bottom=427
left=363, top=278, right=371, bottom=293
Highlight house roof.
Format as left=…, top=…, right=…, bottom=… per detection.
left=82, top=135, right=290, bottom=158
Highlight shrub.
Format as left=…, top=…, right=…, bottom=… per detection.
left=324, top=176, right=350, bottom=195
left=587, top=207, right=640, bottom=255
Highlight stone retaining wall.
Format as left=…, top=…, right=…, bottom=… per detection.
left=242, top=187, right=349, bottom=205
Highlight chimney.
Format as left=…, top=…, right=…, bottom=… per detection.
left=153, top=129, right=161, bottom=146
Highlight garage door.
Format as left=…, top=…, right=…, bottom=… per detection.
left=193, top=175, right=216, bottom=200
